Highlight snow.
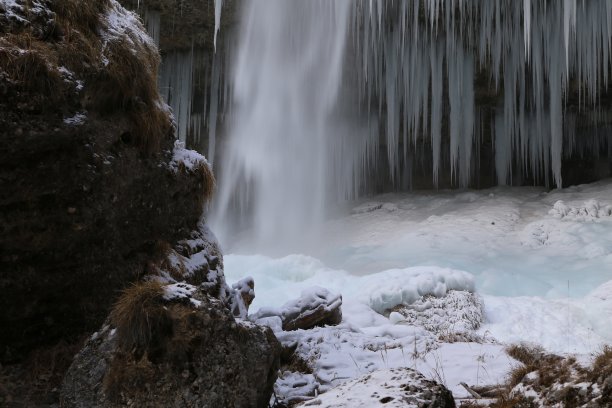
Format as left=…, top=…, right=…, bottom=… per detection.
left=222, top=181, right=612, bottom=403
left=0, top=0, right=27, bottom=23
left=101, top=0, right=155, bottom=51
left=63, top=112, right=87, bottom=126
left=162, top=282, right=201, bottom=307
left=299, top=367, right=448, bottom=407
left=169, top=140, right=210, bottom=173
left=253, top=286, right=340, bottom=323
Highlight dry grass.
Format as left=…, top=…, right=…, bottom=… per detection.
left=175, top=158, right=216, bottom=203
left=505, top=344, right=545, bottom=366
left=484, top=344, right=612, bottom=407
left=51, top=0, right=109, bottom=34
left=109, top=280, right=172, bottom=358
left=104, top=302, right=198, bottom=401
left=589, top=345, right=612, bottom=382
left=0, top=35, right=65, bottom=99
left=199, top=160, right=216, bottom=203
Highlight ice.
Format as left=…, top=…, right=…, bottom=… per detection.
left=353, top=267, right=475, bottom=314
left=349, top=0, right=612, bottom=190
left=159, top=51, right=193, bottom=143
left=213, top=0, right=224, bottom=51
left=144, top=9, right=160, bottom=46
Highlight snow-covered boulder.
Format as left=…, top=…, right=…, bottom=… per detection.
left=230, top=276, right=256, bottom=318
left=253, top=286, right=342, bottom=331
left=298, top=367, right=455, bottom=408
left=388, top=290, right=484, bottom=341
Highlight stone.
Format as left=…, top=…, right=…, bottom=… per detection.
left=254, top=286, right=342, bottom=332
left=61, top=288, right=281, bottom=408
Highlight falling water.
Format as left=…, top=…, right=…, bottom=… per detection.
left=209, top=0, right=612, bottom=247
left=211, top=0, right=362, bottom=246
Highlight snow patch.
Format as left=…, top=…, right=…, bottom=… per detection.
left=64, top=112, right=87, bottom=126
left=300, top=367, right=450, bottom=407
left=163, top=282, right=200, bottom=308
left=169, top=140, right=210, bottom=173
left=0, top=0, right=27, bottom=23
left=101, top=0, right=155, bottom=51
left=549, top=199, right=612, bottom=221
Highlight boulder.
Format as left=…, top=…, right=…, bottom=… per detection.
left=254, top=286, right=342, bottom=331
left=61, top=281, right=281, bottom=408
left=388, top=290, right=484, bottom=342
left=230, top=276, right=256, bottom=318
left=298, top=367, right=455, bottom=408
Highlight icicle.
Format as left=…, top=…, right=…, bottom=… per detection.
left=524, top=0, right=531, bottom=62
left=144, top=9, right=160, bottom=46
left=214, top=0, right=224, bottom=52
left=563, top=0, right=576, bottom=79
left=159, top=49, right=194, bottom=143
left=430, top=40, right=443, bottom=186
left=208, top=54, right=221, bottom=165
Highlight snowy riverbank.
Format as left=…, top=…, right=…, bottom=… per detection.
left=223, top=180, right=612, bottom=404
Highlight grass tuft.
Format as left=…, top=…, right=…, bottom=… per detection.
left=109, top=280, right=171, bottom=357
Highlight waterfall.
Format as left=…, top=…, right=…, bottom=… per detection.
left=211, top=0, right=364, bottom=246
left=209, top=0, right=612, bottom=246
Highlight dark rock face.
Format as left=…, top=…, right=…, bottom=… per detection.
left=0, top=0, right=211, bottom=362
left=61, top=289, right=281, bottom=408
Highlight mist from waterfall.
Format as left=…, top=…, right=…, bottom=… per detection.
left=211, top=0, right=367, bottom=248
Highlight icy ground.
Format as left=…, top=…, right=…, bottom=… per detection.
left=222, top=181, right=612, bottom=403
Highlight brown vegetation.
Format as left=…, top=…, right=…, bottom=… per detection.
left=109, top=280, right=171, bottom=358
left=461, top=344, right=612, bottom=407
